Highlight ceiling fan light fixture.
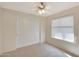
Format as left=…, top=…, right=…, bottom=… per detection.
left=38, top=2, right=46, bottom=14
left=38, top=9, right=45, bottom=14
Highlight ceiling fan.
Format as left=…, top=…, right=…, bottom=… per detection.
left=37, top=2, right=47, bottom=14
left=31, top=2, right=49, bottom=15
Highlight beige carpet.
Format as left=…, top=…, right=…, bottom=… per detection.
left=1, top=43, right=70, bottom=57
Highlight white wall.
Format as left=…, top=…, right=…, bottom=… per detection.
left=0, top=8, right=3, bottom=54
left=45, top=6, right=79, bottom=56
left=2, top=9, right=17, bottom=53
left=0, top=7, right=45, bottom=54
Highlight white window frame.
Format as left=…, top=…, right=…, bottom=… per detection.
left=51, top=16, right=75, bottom=43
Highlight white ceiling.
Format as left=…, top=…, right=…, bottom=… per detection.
left=0, top=2, right=79, bottom=17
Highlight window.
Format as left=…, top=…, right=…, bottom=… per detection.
left=51, top=16, right=74, bottom=43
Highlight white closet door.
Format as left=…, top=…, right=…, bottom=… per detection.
left=3, top=9, right=17, bottom=52
left=16, top=14, right=40, bottom=48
